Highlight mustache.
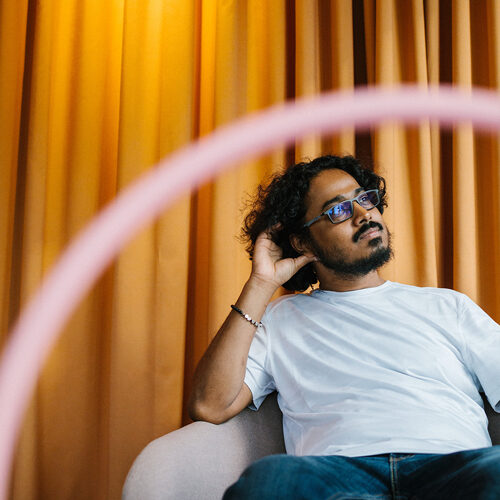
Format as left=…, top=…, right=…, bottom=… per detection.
left=353, top=221, right=383, bottom=242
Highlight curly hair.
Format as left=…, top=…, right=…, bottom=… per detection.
left=241, top=155, right=388, bottom=292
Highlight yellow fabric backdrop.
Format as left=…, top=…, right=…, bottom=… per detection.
left=1, top=1, right=499, bottom=498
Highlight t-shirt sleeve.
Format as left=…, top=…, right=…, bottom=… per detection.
left=460, top=294, right=500, bottom=412
left=244, top=321, right=276, bottom=411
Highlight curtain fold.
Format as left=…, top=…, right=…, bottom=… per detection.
left=1, top=1, right=499, bottom=498
left=485, top=0, right=500, bottom=317
left=0, top=0, right=28, bottom=346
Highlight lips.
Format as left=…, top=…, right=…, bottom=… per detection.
left=359, top=228, right=380, bottom=240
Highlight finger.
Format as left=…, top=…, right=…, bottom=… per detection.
left=292, top=254, right=318, bottom=272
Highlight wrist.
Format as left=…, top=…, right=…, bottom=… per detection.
left=245, top=275, right=280, bottom=299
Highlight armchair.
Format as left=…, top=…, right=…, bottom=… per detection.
left=123, top=393, right=500, bottom=499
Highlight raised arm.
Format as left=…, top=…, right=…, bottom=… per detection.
left=188, top=229, right=315, bottom=424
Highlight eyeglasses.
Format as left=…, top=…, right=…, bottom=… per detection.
left=303, top=189, right=380, bottom=228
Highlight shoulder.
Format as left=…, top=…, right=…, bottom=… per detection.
left=390, top=281, right=462, bottom=298
left=387, top=282, right=464, bottom=309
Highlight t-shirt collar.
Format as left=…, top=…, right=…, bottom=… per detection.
left=311, top=280, right=392, bottom=300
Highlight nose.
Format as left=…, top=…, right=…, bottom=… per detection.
left=352, top=201, right=372, bottom=225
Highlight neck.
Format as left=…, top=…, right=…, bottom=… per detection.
left=315, top=268, right=385, bottom=292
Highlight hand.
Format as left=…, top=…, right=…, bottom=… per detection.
left=250, top=227, right=317, bottom=290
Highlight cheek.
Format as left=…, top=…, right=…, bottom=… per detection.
left=321, top=226, right=353, bottom=248
left=379, top=219, right=389, bottom=236
left=375, top=211, right=386, bottom=225
left=310, top=226, right=339, bottom=249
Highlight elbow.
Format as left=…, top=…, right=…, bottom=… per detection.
left=188, top=401, right=210, bottom=423
left=188, top=398, right=229, bottom=425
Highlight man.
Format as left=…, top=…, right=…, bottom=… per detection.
left=188, top=155, right=500, bottom=499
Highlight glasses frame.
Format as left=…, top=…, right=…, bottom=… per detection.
left=302, top=189, right=380, bottom=228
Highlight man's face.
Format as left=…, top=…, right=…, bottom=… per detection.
left=301, top=169, right=392, bottom=277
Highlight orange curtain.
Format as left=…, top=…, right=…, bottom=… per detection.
left=1, top=1, right=499, bottom=498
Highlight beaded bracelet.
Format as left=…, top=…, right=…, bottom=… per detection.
left=230, top=305, right=263, bottom=328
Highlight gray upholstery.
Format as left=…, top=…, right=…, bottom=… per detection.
left=123, top=393, right=500, bottom=500
left=122, top=393, right=284, bottom=500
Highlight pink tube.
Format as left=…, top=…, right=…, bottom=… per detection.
left=1, top=85, right=500, bottom=498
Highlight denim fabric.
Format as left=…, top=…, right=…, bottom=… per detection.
left=223, top=445, right=500, bottom=500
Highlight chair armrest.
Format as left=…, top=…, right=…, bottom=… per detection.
left=122, top=393, right=285, bottom=500
left=484, top=397, right=500, bottom=445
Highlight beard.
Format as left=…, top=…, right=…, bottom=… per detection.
left=308, top=222, right=393, bottom=279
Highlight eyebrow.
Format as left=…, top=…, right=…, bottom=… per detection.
left=320, top=187, right=364, bottom=211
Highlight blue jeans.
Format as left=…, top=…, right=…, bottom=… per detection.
left=223, top=446, right=500, bottom=500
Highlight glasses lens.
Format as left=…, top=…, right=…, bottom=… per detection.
left=358, top=190, right=379, bottom=208
left=329, top=201, right=352, bottom=223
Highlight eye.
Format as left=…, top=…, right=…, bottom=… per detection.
left=331, top=202, right=349, bottom=217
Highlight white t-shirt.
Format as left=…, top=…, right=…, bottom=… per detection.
left=244, top=281, right=500, bottom=457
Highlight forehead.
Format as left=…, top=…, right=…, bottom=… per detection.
left=305, top=169, right=361, bottom=213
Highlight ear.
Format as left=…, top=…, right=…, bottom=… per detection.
left=290, top=233, right=315, bottom=257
